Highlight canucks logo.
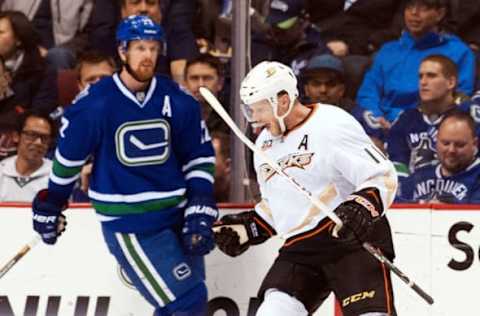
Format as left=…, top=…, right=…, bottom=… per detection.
left=409, top=134, right=436, bottom=172
left=115, top=119, right=170, bottom=166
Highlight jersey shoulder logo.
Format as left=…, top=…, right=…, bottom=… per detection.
left=115, top=119, right=170, bottom=166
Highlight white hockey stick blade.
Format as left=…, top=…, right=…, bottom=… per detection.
left=199, top=87, right=343, bottom=233
left=0, top=235, right=41, bottom=280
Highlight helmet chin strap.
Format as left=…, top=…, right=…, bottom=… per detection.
left=269, top=95, right=295, bottom=134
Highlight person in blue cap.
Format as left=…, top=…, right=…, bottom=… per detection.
left=31, top=15, right=217, bottom=316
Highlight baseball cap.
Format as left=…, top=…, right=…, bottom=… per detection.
left=267, top=0, right=305, bottom=29
left=304, top=54, right=345, bottom=76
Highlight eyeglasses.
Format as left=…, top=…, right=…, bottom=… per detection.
left=21, top=130, right=51, bottom=144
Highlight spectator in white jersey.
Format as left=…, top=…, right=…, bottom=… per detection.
left=0, top=109, right=56, bottom=201
left=214, top=61, right=398, bottom=316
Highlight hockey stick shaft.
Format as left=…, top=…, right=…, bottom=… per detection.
left=362, top=242, right=434, bottom=304
left=0, top=235, right=41, bottom=280
left=199, top=87, right=343, bottom=230
left=200, top=87, right=434, bottom=305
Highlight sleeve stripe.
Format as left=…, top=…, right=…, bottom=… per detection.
left=55, top=148, right=87, bottom=167
left=185, top=170, right=214, bottom=183
left=182, top=157, right=215, bottom=172
left=49, top=171, right=80, bottom=185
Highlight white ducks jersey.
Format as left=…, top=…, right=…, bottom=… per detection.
left=253, top=104, right=397, bottom=239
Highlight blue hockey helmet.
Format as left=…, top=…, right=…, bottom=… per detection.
left=116, top=15, right=164, bottom=47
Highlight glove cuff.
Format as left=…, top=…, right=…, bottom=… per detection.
left=184, top=204, right=219, bottom=222
left=346, top=187, right=383, bottom=218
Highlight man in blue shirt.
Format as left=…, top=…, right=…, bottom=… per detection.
left=356, top=0, right=475, bottom=125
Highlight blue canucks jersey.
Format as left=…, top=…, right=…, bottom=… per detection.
left=49, top=74, right=215, bottom=232
left=399, top=158, right=480, bottom=203
left=350, top=105, right=386, bottom=142
left=387, top=101, right=480, bottom=178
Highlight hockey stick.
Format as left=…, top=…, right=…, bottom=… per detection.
left=0, top=235, right=41, bottom=280
left=199, top=87, right=434, bottom=305
left=362, top=243, right=434, bottom=304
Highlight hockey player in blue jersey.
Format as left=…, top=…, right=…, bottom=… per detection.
left=31, top=15, right=217, bottom=316
left=387, top=55, right=480, bottom=182
left=399, top=111, right=480, bottom=203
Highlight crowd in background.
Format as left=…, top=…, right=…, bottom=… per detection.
left=0, top=0, right=480, bottom=204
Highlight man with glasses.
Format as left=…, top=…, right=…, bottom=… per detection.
left=0, top=109, right=55, bottom=201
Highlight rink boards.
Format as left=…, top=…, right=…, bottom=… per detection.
left=0, top=203, right=479, bottom=316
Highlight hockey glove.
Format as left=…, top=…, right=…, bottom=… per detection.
left=214, top=210, right=275, bottom=257
left=333, top=187, right=383, bottom=243
left=32, top=189, right=68, bottom=245
left=182, top=201, right=219, bottom=256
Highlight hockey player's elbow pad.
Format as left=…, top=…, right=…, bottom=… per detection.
left=333, top=187, right=383, bottom=243
left=213, top=210, right=275, bottom=257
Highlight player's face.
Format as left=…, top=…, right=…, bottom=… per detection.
left=437, top=118, right=477, bottom=175
left=122, top=0, right=162, bottom=23
left=78, top=60, right=115, bottom=90
left=303, top=70, right=345, bottom=105
left=124, top=40, right=160, bottom=82
left=404, top=3, right=445, bottom=38
left=419, top=61, right=456, bottom=104
left=16, top=117, right=52, bottom=165
left=0, top=18, right=18, bottom=60
left=247, top=100, right=282, bottom=136
left=185, top=63, right=223, bottom=101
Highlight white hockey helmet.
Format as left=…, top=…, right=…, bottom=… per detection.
left=240, top=61, right=299, bottom=132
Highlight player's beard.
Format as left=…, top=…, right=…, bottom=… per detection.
left=125, top=58, right=155, bottom=83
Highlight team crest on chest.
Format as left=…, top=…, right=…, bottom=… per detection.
left=259, top=152, right=314, bottom=181
left=115, top=119, right=170, bottom=166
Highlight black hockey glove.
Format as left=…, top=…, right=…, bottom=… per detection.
left=32, top=189, right=68, bottom=245
left=213, top=210, right=275, bottom=257
left=333, top=187, right=383, bottom=243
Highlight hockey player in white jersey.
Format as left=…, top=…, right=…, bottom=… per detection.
left=214, top=61, right=398, bottom=316
left=31, top=16, right=217, bottom=316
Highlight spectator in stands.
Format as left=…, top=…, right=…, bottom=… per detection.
left=356, top=0, right=475, bottom=126
left=301, top=53, right=385, bottom=150
left=120, top=0, right=199, bottom=84
left=399, top=111, right=480, bottom=203
left=0, top=1, right=103, bottom=70
left=251, top=0, right=329, bottom=74
left=305, top=0, right=401, bottom=56
left=0, top=55, right=17, bottom=160
left=76, top=51, right=116, bottom=91
left=388, top=55, right=480, bottom=180
left=0, top=11, right=58, bottom=114
left=211, top=131, right=231, bottom=203
left=184, top=54, right=228, bottom=133
left=0, top=109, right=55, bottom=202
